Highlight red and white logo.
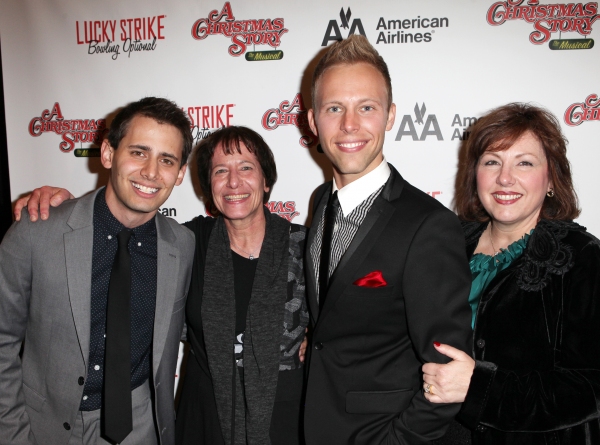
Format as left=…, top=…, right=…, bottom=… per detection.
left=75, top=15, right=165, bottom=59
left=191, top=2, right=288, bottom=57
left=185, top=103, right=236, bottom=145
left=261, top=93, right=316, bottom=147
left=564, top=94, right=600, bottom=126
left=266, top=201, right=300, bottom=222
left=486, top=0, right=598, bottom=44
left=28, top=103, right=106, bottom=152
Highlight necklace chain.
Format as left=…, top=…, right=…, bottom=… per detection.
left=488, top=225, right=500, bottom=262
left=230, top=240, right=258, bottom=260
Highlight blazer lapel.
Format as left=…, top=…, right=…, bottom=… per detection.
left=317, top=167, right=404, bottom=323
left=306, top=185, right=331, bottom=321
left=64, top=191, right=98, bottom=368
left=153, top=214, right=180, bottom=377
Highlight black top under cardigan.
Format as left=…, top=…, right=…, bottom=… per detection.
left=442, top=219, right=600, bottom=445
left=175, top=209, right=308, bottom=445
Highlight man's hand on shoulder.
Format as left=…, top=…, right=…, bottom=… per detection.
left=14, top=186, right=74, bottom=222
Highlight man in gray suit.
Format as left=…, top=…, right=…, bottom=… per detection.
left=0, top=97, right=195, bottom=445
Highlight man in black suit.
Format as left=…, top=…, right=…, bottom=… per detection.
left=304, top=35, right=472, bottom=444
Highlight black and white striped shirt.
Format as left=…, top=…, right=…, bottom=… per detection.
left=311, top=161, right=391, bottom=301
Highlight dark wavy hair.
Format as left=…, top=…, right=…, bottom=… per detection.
left=196, top=126, right=277, bottom=214
left=107, top=97, right=193, bottom=167
left=455, top=102, right=580, bottom=222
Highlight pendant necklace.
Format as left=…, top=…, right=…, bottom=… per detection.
left=230, top=240, right=258, bottom=260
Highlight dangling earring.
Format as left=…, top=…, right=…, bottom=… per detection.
left=546, top=189, right=555, bottom=198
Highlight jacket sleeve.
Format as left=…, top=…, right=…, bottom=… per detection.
left=460, top=240, right=600, bottom=432
left=389, top=209, right=473, bottom=443
left=0, top=214, right=37, bottom=445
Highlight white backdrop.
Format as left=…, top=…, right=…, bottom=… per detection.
left=2, top=0, right=600, bottom=387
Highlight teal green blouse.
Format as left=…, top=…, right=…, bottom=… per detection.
left=468, top=231, right=532, bottom=329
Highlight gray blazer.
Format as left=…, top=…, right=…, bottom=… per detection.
left=0, top=189, right=195, bottom=445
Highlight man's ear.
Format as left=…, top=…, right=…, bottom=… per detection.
left=386, top=103, right=396, bottom=131
left=308, top=109, right=319, bottom=137
left=175, top=164, right=187, bottom=186
left=100, top=139, right=114, bottom=169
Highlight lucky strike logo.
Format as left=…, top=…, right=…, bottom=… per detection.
left=564, top=94, right=600, bottom=126
left=261, top=93, right=316, bottom=147
left=487, top=0, right=599, bottom=45
left=75, top=15, right=165, bottom=60
left=28, top=103, right=106, bottom=153
left=266, top=201, right=300, bottom=222
left=186, top=103, right=235, bottom=145
left=191, top=2, right=288, bottom=58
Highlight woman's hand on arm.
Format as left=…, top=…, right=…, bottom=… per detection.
left=13, top=186, right=74, bottom=221
left=422, top=342, right=475, bottom=403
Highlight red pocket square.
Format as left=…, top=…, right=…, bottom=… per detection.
left=353, top=270, right=387, bottom=288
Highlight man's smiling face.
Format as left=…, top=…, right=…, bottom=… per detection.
left=308, top=62, right=396, bottom=188
left=101, top=115, right=187, bottom=228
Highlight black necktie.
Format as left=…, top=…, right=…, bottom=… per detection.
left=319, top=191, right=339, bottom=310
left=104, top=229, right=133, bottom=444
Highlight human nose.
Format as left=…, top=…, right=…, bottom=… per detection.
left=140, top=159, right=159, bottom=180
left=340, top=109, right=359, bottom=133
left=497, top=164, right=515, bottom=186
left=227, top=169, right=240, bottom=188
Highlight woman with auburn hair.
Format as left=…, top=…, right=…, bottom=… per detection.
left=425, top=103, right=600, bottom=444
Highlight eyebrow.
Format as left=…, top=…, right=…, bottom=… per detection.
left=128, top=144, right=180, bottom=163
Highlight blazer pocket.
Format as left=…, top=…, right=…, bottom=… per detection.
left=346, top=285, right=395, bottom=298
left=22, top=382, right=46, bottom=413
left=346, top=388, right=413, bottom=414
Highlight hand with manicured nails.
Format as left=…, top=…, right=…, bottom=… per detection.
left=421, top=342, right=475, bottom=404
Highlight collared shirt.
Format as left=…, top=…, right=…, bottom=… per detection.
left=80, top=188, right=158, bottom=411
left=311, top=159, right=391, bottom=300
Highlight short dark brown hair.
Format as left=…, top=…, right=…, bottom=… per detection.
left=456, top=102, right=580, bottom=222
left=107, top=97, right=192, bottom=167
left=196, top=126, right=277, bottom=213
left=311, top=34, right=393, bottom=110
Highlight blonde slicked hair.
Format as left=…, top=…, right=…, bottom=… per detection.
left=311, top=34, right=393, bottom=110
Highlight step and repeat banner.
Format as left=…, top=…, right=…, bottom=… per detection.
left=1, top=0, right=599, bottom=391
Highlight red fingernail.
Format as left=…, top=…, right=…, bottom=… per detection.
left=434, top=341, right=440, bottom=347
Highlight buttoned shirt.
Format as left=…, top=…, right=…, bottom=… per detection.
left=80, top=188, right=158, bottom=411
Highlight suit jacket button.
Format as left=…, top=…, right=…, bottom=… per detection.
left=314, top=342, right=323, bottom=350
left=476, top=339, right=485, bottom=348
left=63, top=422, right=71, bottom=430
left=78, top=376, right=85, bottom=386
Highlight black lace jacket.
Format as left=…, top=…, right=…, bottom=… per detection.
left=459, top=219, right=600, bottom=444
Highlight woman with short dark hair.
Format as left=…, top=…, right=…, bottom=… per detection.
left=425, top=103, right=600, bottom=444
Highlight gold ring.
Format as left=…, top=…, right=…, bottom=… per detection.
left=424, top=383, right=431, bottom=394
left=429, top=385, right=435, bottom=396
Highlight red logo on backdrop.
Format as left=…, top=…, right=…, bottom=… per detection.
left=185, top=103, right=236, bottom=145
left=191, top=2, right=288, bottom=59
left=28, top=103, right=106, bottom=154
left=75, top=15, right=165, bottom=59
left=261, top=93, right=316, bottom=147
left=564, top=94, right=600, bottom=126
left=266, top=201, right=300, bottom=222
left=486, top=1, right=598, bottom=47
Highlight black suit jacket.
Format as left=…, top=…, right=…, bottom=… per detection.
left=304, top=165, right=472, bottom=444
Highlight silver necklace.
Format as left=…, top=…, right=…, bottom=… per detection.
left=488, top=226, right=500, bottom=262
left=230, top=240, right=258, bottom=260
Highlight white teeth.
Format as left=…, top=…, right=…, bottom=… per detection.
left=133, top=182, right=158, bottom=194
left=493, top=194, right=522, bottom=200
left=225, top=194, right=250, bottom=201
left=338, top=142, right=364, bottom=148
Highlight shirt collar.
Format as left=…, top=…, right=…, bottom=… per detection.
left=332, top=158, right=391, bottom=217
left=94, top=188, right=157, bottom=240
